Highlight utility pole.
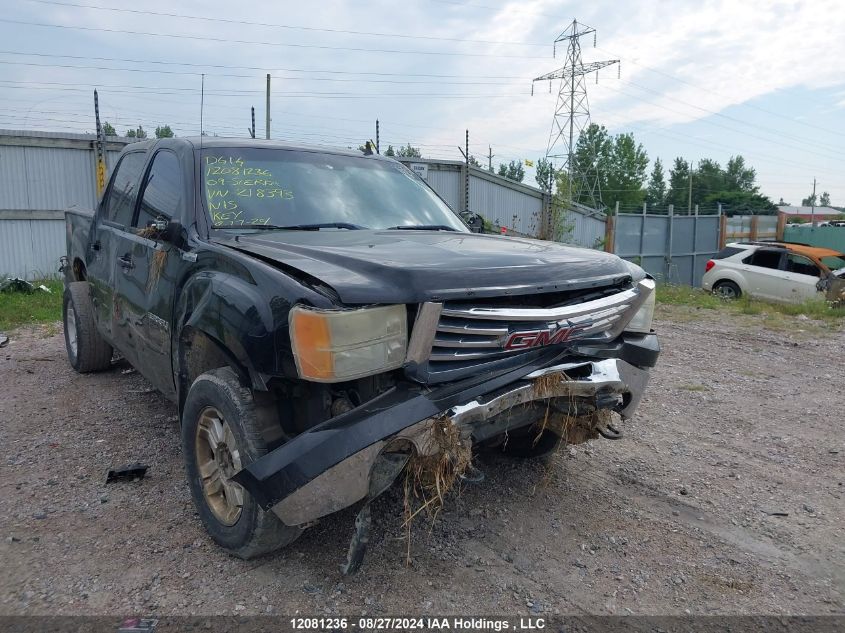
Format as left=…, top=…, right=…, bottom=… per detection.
left=487, top=145, right=494, bottom=172
left=248, top=106, right=256, bottom=138
left=811, top=177, right=817, bottom=227
left=375, top=119, right=380, bottom=154
left=265, top=74, right=271, bottom=140
left=457, top=129, right=470, bottom=212
left=532, top=19, right=618, bottom=210
left=687, top=159, right=693, bottom=214
left=93, top=90, right=106, bottom=196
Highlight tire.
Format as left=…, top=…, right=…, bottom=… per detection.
left=182, top=367, right=301, bottom=559
left=712, top=280, right=742, bottom=300
left=62, top=281, right=113, bottom=373
left=491, top=426, right=563, bottom=459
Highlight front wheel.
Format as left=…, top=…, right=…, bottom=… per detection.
left=182, top=367, right=301, bottom=559
left=62, top=281, right=113, bottom=373
left=713, top=280, right=742, bottom=300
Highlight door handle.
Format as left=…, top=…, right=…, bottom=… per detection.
left=117, top=254, right=134, bottom=270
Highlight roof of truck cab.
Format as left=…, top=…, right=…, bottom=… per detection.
left=167, top=136, right=392, bottom=161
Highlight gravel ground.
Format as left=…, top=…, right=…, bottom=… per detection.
left=0, top=308, right=842, bottom=616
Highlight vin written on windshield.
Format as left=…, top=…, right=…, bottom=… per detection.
left=204, top=154, right=294, bottom=226
left=201, top=148, right=467, bottom=232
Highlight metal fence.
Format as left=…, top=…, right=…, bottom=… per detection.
left=397, top=157, right=607, bottom=248
left=725, top=215, right=778, bottom=242
left=0, top=129, right=134, bottom=278
left=783, top=225, right=845, bottom=251
left=613, top=209, right=722, bottom=286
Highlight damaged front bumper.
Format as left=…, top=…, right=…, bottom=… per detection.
left=233, top=335, right=658, bottom=527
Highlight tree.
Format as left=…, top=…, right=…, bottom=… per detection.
left=570, top=123, right=612, bottom=205
left=497, top=160, right=525, bottom=183
left=801, top=193, right=817, bottom=207
left=384, top=145, right=396, bottom=156
left=102, top=121, right=116, bottom=137
left=645, top=158, right=666, bottom=209
left=155, top=125, right=174, bottom=138
left=820, top=191, right=831, bottom=206
left=603, top=132, right=648, bottom=209
left=395, top=143, right=422, bottom=158
left=724, top=155, right=756, bottom=191
left=125, top=125, right=147, bottom=139
left=666, top=157, right=691, bottom=210
left=467, top=155, right=482, bottom=168
left=535, top=158, right=559, bottom=192
left=704, top=190, right=776, bottom=214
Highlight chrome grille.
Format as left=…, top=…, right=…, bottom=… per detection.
left=426, top=279, right=654, bottom=364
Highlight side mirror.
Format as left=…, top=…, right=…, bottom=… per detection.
left=161, top=220, right=185, bottom=248
left=460, top=211, right=485, bottom=233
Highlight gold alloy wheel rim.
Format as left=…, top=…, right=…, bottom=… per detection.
left=195, top=407, right=245, bottom=526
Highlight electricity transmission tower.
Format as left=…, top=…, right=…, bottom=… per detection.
left=533, top=19, right=618, bottom=209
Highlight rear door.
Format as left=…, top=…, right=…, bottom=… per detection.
left=110, top=149, right=185, bottom=397
left=780, top=253, right=823, bottom=302
left=88, top=151, right=147, bottom=343
left=740, top=248, right=786, bottom=301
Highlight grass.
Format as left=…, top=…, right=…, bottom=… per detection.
left=0, top=279, right=64, bottom=331
left=655, top=284, right=845, bottom=325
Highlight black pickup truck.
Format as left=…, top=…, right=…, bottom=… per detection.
left=63, top=137, right=659, bottom=570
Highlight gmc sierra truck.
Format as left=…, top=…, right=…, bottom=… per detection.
left=62, top=138, right=659, bottom=571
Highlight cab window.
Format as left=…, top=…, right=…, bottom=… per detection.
left=135, top=151, right=183, bottom=229
left=103, top=152, right=146, bottom=227
left=784, top=253, right=820, bottom=277
left=743, top=249, right=782, bottom=270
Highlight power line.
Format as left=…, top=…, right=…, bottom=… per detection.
left=0, top=19, right=550, bottom=59
left=0, top=51, right=526, bottom=79
left=601, top=82, right=844, bottom=163
left=593, top=45, right=845, bottom=139
left=0, top=59, right=527, bottom=86
left=27, top=0, right=549, bottom=48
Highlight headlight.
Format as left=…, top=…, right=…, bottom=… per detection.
left=289, top=304, right=407, bottom=382
left=625, top=288, right=656, bottom=334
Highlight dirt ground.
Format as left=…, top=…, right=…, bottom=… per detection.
left=0, top=308, right=842, bottom=617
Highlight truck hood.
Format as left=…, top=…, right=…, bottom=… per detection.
left=212, top=230, right=633, bottom=304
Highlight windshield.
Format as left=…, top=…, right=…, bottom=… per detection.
left=821, top=255, right=845, bottom=271
left=201, top=148, right=467, bottom=231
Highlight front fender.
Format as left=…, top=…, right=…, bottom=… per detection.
left=177, top=271, right=272, bottom=388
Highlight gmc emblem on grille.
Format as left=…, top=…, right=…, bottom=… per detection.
left=503, top=324, right=588, bottom=350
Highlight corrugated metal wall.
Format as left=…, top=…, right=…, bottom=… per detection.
left=425, top=165, right=462, bottom=210
left=397, top=157, right=608, bottom=248
left=560, top=208, right=606, bottom=249
left=0, top=130, right=132, bottom=278
left=0, top=219, right=65, bottom=278
left=469, top=170, right=544, bottom=236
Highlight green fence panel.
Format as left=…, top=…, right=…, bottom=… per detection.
left=783, top=226, right=845, bottom=251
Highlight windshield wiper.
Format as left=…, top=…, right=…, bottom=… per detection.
left=219, top=222, right=366, bottom=231
left=386, top=224, right=457, bottom=231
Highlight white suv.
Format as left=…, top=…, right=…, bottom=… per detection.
left=701, top=242, right=845, bottom=303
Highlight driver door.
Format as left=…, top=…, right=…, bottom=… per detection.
left=111, top=150, right=184, bottom=398
left=780, top=253, right=823, bottom=302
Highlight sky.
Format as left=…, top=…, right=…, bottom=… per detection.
left=0, top=0, right=842, bottom=207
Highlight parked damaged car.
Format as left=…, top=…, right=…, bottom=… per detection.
left=62, top=138, right=659, bottom=570
left=702, top=241, right=845, bottom=305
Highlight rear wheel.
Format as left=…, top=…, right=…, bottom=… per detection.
left=182, top=367, right=301, bottom=559
left=62, top=281, right=113, bottom=373
left=713, top=280, right=741, bottom=300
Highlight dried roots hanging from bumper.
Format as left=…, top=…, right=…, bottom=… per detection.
left=402, top=416, right=472, bottom=565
